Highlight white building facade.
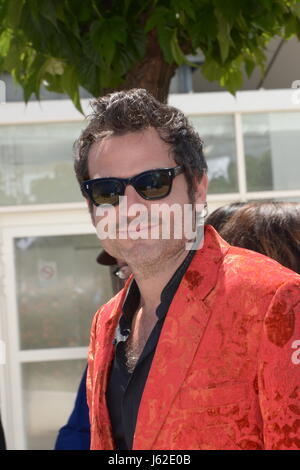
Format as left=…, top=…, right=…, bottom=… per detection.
left=0, top=89, right=300, bottom=449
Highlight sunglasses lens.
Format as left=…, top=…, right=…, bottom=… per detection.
left=91, top=180, right=123, bottom=206
left=84, top=167, right=181, bottom=206
left=136, top=170, right=171, bottom=199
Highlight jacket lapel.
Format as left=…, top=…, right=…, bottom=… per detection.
left=91, top=276, right=134, bottom=449
left=132, top=226, right=230, bottom=450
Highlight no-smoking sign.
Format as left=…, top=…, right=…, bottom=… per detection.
left=38, top=261, right=57, bottom=282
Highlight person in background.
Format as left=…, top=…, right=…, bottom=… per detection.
left=204, top=202, right=245, bottom=233
left=54, top=252, right=130, bottom=450
left=207, top=201, right=300, bottom=274
left=0, top=414, right=6, bottom=450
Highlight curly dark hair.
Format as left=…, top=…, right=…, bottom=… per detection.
left=217, top=202, right=300, bottom=274
left=205, top=202, right=246, bottom=233
left=74, top=88, right=207, bottom=208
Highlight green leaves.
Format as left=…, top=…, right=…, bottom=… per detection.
left=39, top=0, right=58, bottom=29
left=170, top=0, right=196, bottom=21
left=220, top=62, right=244, bottom=95
left=0, top=29, right=12, bottom=57
left=60, top=65, right=81, bottom=113
left=170, top=30, right=186, bottom=64
left=3, top=0, right=24, bottom=28
left=293, top=0, right=300, bottom=18
left=0, top=0, right=300, bottom=109
left=145, top=4, right=196, bottom=66
left=244, top=57, right=256, bottom=78
left=215, top=9, right=232, bottom=63
left=145, top=6, right=172, bottom=33
left=90, top=16, right=128, bottom=67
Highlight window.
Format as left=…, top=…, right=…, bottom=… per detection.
left=22, top=359, right=87, bottom=449
left=190, top=115, right=238, bottom=194
left=0, top=122, right=84, bottom=205
left=11, top=232, right=114, bottom=449
left=15, top=234, right=113, bottom=349
left=243, top=112, right=300, bottom=192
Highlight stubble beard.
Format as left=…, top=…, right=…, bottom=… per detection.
left=125, top=236, right=187, bottom=279
left=102, top=231, right=188, bottom=280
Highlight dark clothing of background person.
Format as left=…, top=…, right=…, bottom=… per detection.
left=54, top=367, right=90, bottom=450
left=0, top=415, right=6, bottom=450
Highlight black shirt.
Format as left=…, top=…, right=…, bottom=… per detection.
left=106, top=249, right=196, bottom=450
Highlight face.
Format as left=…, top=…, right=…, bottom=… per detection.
left=87, top=127, right=208, bottom=274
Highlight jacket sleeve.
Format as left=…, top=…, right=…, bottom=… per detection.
left=258, top=279, right=300, bottom=450
left=86, top=307, right=102, bottom=439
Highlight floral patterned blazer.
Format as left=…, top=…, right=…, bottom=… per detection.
left=87, top=225, right=300, bottom=450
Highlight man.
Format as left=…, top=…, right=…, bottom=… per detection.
left=74, top=88, right=300, bottom=450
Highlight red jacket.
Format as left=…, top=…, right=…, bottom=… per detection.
left=87, top=225, right=300, bottom=450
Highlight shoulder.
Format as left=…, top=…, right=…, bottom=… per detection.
left=206, top=242, right=300, bottom=318
left=223, top=244, right=300, bottom=291
left=202, top=224, right=300, bottom=291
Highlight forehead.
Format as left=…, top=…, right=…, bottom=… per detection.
left=87, top=127, right=174, bottom=179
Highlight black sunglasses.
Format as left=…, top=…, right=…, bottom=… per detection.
left=81, top=165, right=184, bottom=207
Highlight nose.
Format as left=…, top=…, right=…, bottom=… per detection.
left=124, top=183, right=144, bottom=206
left=119, top=184, right=149, bottom=224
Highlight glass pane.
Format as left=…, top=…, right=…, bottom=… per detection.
left=243, top=112, right=300, bottom=192
left=14, top=234, right=114, bottom=349
left=0, top=122, right=84, bottom=205
left=22, top=360, right=87, bottom=450
left=190, top=115, right=238, bottom=193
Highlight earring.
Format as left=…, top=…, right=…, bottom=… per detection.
left=199, top=202, right=208, bottom=220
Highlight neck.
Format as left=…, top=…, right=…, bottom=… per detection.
left=129, top=247, right=189, bottom=315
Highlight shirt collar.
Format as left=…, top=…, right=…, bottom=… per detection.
left=117, top=247, right=197, bottom=339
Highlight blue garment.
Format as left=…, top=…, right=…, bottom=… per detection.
left=54, top=366, right=90, bottom=450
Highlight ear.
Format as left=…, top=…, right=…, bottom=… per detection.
left=194, top=172, right=208, bottom=205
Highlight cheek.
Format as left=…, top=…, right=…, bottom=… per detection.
left=93, top=206, right=118, bottom=242
left=170, top=180, right=190, bottom=206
